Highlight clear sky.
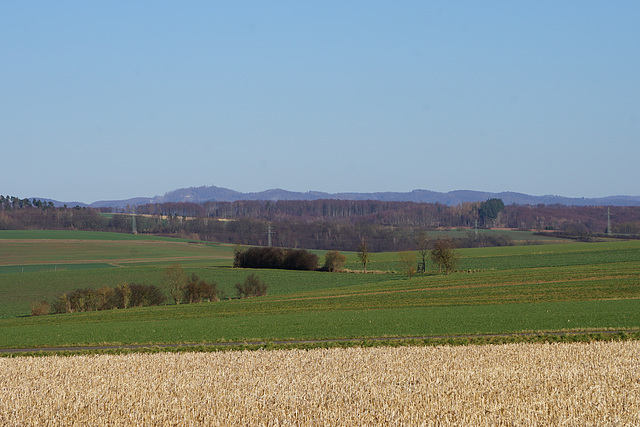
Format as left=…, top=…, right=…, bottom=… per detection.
left=1, top=1, right=638, bottom=203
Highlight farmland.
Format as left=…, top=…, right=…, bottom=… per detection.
left=0, top=230, right=234, bottom=271
left=2, top=229, right=640, bottom=424
left=1, top=230, right=640, bottom=349
left=1, top=341, right=639, bottom=424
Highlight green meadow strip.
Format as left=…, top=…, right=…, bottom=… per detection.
left=1, top=299, right=639, bottom=349
left=2, top=236, right=640, bottom=350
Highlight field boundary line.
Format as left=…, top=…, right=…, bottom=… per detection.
left=2, top=329, right=638, bottom=354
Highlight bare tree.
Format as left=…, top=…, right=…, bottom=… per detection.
left=163, top=264, right=187, bottom=304
left=357, top=238, right=370, bottom=273
left=415, top=230, right=430, bottom=273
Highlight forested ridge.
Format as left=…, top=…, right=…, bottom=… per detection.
left=2, top=195, right=640, bottom=251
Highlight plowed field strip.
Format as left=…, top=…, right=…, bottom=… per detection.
left=0, top=255, right=230, bottom=266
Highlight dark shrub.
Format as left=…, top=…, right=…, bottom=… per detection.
left=234, top=246, right=318, bottom=270
left=282, top=249, right=319, bottom=271
left=234, top=247, right=284, bottom=269
left=322, top=250, right=347, bottom=272
left=183, top=274, right=218, bottom=303
left=235, top=273, right=268, bottom=298
left=129, top=283, right=167, bottom=307
left=31, top=300, right=50, bottom=316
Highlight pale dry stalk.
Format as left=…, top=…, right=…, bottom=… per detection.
left=0, top=341, right=639, bottom=425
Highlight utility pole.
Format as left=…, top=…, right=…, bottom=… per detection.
left=607, top=207, right=612, bottom=235
left=266, top=223, right=274, bottom=247
left=132, top=205, right=137, bottom=235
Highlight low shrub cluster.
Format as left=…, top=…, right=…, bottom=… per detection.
left=458, top=232, right=513, bottom=248
left=233, top=247, right=318, bottom=271
left=32, top=267, right=269, bottom=315
left=30, top=300, right=50, bottom=316
left=234, top=273, right=268, bottom=298
left=48, top=283, right=167, bottom=314
left=322, top=250, right=347, bottom=272
left=183, top=274, right=219, bottom=304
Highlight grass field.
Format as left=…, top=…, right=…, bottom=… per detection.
left=1, top=230, right=639, bottom=349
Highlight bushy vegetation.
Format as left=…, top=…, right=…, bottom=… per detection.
left=322, top=250, right=347, bottom=272
left=430, top=238, right=458, bottom=275
left=235, top=273, right=268, bottom=298
left=34, top=267, right=224, bottom=315
left=49, top=283, right=167, bottom=314
left=161, top=265, right=221, bottom=305
left=233, top=247, right=318, bottom=271
left=41, top=278, right=221, bottom=316
left=183, top=274, right=219, bottom=304
left=457, top=232, right=513, bottom=248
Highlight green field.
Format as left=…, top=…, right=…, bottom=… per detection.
left=1, top=230, right=639, bottom=349
left=0, top=230, right=234, bottom=269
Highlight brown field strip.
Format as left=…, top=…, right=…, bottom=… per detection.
left=0, top=239, right=233, bottom=266
left=0, top=255, right=231, bottom=267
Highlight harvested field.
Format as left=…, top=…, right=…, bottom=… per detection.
left=1, top=341, right=639, bottom=425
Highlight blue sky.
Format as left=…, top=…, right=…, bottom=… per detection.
left=1, top=1, right=638, bottom=203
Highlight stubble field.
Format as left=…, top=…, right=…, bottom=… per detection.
left=1, top=340, right=639, bottom=425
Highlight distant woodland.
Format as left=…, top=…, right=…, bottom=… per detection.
left=2, top=196, right=640, bottom=251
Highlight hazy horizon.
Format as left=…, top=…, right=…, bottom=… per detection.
left=19, top=184, right=640, bottom=206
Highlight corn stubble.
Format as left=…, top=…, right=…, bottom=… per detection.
left=1, top=341, right=639, bottom=425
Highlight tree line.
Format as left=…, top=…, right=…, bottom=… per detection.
left=4, top=195, right=640, bottom=251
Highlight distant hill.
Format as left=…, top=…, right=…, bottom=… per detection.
left=68, top=185, right=640, bottom=209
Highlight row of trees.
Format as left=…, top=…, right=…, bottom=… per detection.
left=32, top=283, right=167, bottom=315
left=1, top=196, right=56, bottom=210
left=6, top=194, right=640, bottom=234
left=33, top=266, right=271, bottom=316
left=135, top=199, right=504, bottom=228
left=232, top=237, right=457, bottom=276
left=356, top=236, right=458, bottom=276
left=162, top=264, right=269, bottom=304
left=135, top=197, right=636, bottom=232
left=4, top=194, right=640, bottom=252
